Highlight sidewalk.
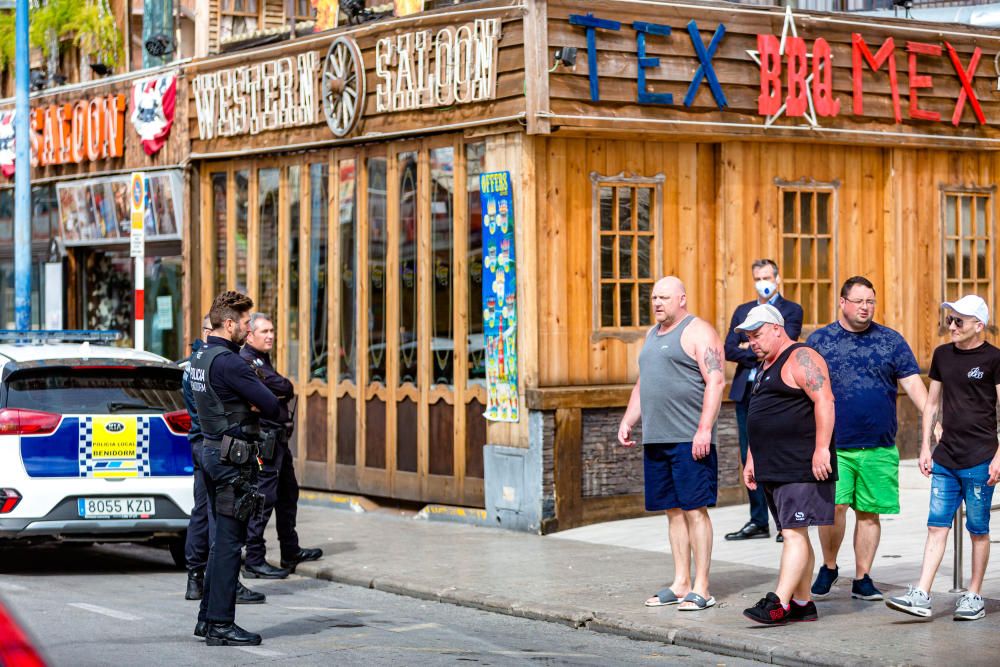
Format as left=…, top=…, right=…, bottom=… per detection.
left=275, top=461, right=999, bottom=667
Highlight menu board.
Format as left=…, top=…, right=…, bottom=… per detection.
left=57, top=171, right=182, bottom=246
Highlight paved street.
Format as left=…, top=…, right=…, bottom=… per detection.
left=0, top=542, right=760, bottom=666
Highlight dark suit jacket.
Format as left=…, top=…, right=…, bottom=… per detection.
left=724, top=294, right=804, bottom=402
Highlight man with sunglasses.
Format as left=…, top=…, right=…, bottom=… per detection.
left=887, top=295, right=1000, bottom=622
left=806, top=276, right=926, bottom=603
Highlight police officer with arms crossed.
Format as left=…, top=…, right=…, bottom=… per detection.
left=189, top=291, right=280, bottom=646
left=181, top=314, right=264, bottom=604
left=241, top=313, right=323, bottom=579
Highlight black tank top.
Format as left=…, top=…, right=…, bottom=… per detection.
left=746, top=343, right=837, bottom=483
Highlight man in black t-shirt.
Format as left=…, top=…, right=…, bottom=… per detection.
left=886, top=295, right=1000, bottom=622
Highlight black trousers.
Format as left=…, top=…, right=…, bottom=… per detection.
left=245, top=441, right=301, bottom=565
left=184, top=440, right=215, bottom=573
left=197, top=444, right=250, bottom=625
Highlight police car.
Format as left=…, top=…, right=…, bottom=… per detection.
left=0, top=331, right=194, bottom=566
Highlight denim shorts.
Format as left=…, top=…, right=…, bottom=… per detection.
left=927, top=461, right=996, bottom=535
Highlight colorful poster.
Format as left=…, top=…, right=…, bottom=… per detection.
left=394, top=0, right=424, bottom=17
left=479, top=171, right=518, bottom=422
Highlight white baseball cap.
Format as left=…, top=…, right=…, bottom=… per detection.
left=735, top=303, right=785, bottom=333
left=943, top=295, right=990, bottom=325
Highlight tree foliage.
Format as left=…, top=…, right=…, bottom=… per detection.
left=0, top=0, right=123, bottom=72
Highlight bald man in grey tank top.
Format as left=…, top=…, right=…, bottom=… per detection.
left=618, top=276, right=725, bottom=611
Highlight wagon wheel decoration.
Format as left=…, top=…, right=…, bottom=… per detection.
left=322, top=37, right=366, bottom=138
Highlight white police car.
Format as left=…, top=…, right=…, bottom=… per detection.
left=0, top=331, right=194, bottom=565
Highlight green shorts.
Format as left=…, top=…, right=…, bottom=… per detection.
left=834, top=446, right=900, bottom=514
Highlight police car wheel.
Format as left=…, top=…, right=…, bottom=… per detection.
left=167, top=535, right=187, bottom=570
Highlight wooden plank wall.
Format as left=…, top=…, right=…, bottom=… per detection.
left=535, top=137, right=717, bottom=387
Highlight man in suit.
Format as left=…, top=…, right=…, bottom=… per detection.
left=724, top=259, right=803, bottom=542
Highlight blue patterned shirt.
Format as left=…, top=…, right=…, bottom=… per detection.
left=807, top=321, right=920, bottom=448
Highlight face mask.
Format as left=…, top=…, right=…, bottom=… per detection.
left=755, top=279, right=777, bottom=300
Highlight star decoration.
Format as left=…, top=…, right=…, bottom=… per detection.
left=745, top=5, right=830, bottom=129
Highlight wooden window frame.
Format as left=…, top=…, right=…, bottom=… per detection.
left=776, top=178, right=839, bottom=331
left=219, top=0, right=262, bottom=19
left=940, top=185, right=996, bottom=334
left=290, top=0, right=316, bottom=22
left=590, top=171, right=664, bottom=341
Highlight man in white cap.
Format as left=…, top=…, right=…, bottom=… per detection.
left=886, top=295, right=1000, bottom=622
left=737, top=303, right=836, bottom=625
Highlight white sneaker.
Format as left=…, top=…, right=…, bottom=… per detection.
left=885, top=586, right=932, bottom=618
left=954, top=592, right=985, bottom=621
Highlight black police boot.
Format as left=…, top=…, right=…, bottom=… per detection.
left=193, top=620, right=208, bottom=638
left=205, top=622, right=262, bottom=646
left=280, top=547, right=324, bottom=571
left=243, top=561, right=290, bottom=579
left=235, top=581, right=266, bottom=604
left=185, top=569, right=205, bottom=600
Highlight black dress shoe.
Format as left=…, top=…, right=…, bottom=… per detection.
left=205, top=622, right=262, bottom=646
left=724, top=522, right=770, bottom=541
left=280, top=547, right=323, bottom=570
left=236, top=581, right=266, bottom=604
left=194, top=620, right=208, bottom=638
left=243, top=562, right=290, bottom=579
left=185, top=570, right=204, bottom=601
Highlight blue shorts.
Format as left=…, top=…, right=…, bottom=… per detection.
left=643, top=442, right=718, bottom=512
left=927, top=461, right=996, bottom=535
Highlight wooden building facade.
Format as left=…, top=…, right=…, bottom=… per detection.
left=183, top=0, right=1000, bottom=531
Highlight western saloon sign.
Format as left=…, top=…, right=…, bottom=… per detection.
left=29, top=94, right=126, bottom=167
left=558, top=4, right=1000, bottom=144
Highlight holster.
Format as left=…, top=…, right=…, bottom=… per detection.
left=219, top=434, right=259, bottom=465
left=217, top=472, right=264, bottom=522
left=258, top=428, right=279, bottom=462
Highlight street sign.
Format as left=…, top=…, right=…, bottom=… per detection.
left=129, top=172, right=145, bottom=259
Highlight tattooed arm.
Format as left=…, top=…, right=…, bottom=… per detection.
left=691, top=320, right=726, bottom=460
left=919, top=380, right=942, bottom=478
left=790, top=347, right=835, bottom=481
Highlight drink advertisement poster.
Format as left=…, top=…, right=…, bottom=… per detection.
left=479, top=171, right=518, bottom=422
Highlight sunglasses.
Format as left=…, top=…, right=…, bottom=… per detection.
left=946, top=315, right=967, bottom=328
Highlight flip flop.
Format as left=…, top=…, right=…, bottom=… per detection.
left=644, top=587, right=680, bottom=607
left=678, top=592, right=716, bottom=611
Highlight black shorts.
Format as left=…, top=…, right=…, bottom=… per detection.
left=763, top=481, right=836, bottom=531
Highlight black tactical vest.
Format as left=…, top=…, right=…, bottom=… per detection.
left=188, top=344, right=255, bottom=440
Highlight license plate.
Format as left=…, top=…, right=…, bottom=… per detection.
left=77, top=497, right=156, bottom=519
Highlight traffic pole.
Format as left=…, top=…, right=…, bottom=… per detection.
left=14, top=0, right=30, bottom=331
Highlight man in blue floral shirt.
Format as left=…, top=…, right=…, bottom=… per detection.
left=806, top=276, right=927, bottom=602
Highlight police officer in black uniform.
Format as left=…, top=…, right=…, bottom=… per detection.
left=189, top=291, right=280, bottom=646
left=240, top=313, right=323, bottom=579
left=181, top=314, right=264, bottom=605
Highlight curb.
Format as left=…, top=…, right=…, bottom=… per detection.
left=294, top=560, right=907, bottom=666
left=415, top=504, right=493, bottom=527
left=298, top=491, right=377, bottom=513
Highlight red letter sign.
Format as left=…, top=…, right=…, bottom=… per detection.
left=785, top=36, right=808, bottom=117
left=812, top=38, right=840, bottom=117
left=945, top=42, right=985, bottom=126
left=852, top=34, right=901, bottom=123
left=758, top=34, right=782, bottom=115
left=907, top=42, right=941, bottom=122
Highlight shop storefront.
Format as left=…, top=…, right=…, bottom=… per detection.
left=0, top=68, right=188, bottom=359
left=186, top=0, right=1000, bottom=530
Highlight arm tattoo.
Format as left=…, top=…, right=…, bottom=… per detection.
left=795, top=348, right=826, bottom=391
left=704, top=346, right=723, bottom=375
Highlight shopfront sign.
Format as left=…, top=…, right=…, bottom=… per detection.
left=31, top=94, right=127, bottom=167
left=565, top=6, right=1000, bottom=135
left=192, top=53, right=318, bottom=140
left=480, top=171, right=519, bottom=423
left=56, top=171, right=182, bottom=247
left=374, top=18, right=501, bottom=113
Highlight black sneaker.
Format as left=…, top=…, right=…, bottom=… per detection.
left=743, top=592, right=790, bottom=625
left=811, top=564, right=839, bottom=598
left=787, top=600, right=818, bottom=622
left=851, top=574, right=884, bottom=601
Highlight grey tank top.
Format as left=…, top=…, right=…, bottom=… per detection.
left=637, top=315, right=716, bottom=444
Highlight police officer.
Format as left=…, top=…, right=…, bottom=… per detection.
left=181, top=314, right=264, bottom=605
left=189, top=291, right=280, bottom=647
left=241, top=313, right=323, bottom=579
